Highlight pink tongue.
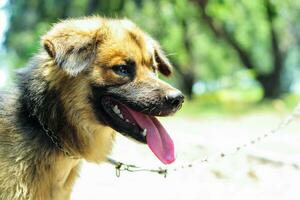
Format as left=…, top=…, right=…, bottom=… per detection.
left=126, top=109, right=175, bottom=164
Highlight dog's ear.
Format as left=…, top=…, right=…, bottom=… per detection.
left=42, top=32, right=98, bottom=76
left=146, top=35, right=173, bottom=76
left=154, top=47, right=173, bottom=77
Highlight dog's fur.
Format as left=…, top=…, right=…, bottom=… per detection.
left=0, top=17, right=182, bottom=200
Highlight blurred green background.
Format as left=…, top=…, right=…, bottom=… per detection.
left=1, top=0, right=300, bottom=115
left=1, top=1, right=300, bottom=199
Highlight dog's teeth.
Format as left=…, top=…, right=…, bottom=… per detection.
left=113, top=105, right=121, bottom=114
left=119, top=114, right=123, bottom=119
left=112, top=105, right=118, bottom=113
left=142, top=129, right=147, bottom=136
left=125, top=119, right=130, bottom=122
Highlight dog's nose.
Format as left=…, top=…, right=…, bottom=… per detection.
left=165, top=91, right=185, bottom=109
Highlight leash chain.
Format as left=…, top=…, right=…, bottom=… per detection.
left=107, top=102, right=300, bottom=177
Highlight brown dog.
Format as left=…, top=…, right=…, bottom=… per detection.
left=0, top=17, right=184, bottom=200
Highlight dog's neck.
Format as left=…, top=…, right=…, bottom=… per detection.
left=17, top=57, right=78, bottom=156
left=17, top=55, right=115, bottom=162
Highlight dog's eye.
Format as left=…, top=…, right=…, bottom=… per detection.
left=112, top=64, right=132, bottom=76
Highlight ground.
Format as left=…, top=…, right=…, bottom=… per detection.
left=71, top=112, right=300, bottom=200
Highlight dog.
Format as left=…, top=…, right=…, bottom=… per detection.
left=0, top=16, right=184, bottom=200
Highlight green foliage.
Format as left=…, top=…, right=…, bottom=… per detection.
left=208, top=0, right=273, bottom=73
left=2, top=0, right=300, bottom=100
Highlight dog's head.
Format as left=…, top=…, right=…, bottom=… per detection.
left=41, top=17, right=184, bottom=164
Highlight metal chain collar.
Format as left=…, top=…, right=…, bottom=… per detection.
left=36, top=116, right=80, bottom=159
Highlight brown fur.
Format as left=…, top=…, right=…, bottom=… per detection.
left=0, top=16, right=178, bottom=200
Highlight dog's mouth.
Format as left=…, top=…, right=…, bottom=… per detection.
left=100, top=96, right=175, bottom=164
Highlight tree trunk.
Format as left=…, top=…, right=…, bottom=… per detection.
left=172, top=62, right=195, bottom=100
left=179, top=19, right=196, bottom=100
left=86, top=0, right=99, bottom=15
left=181, top=71, right=195, bottom=100
left=258, top=0, right=284, bottom=99
left=257, top=73, right=281, bottom=99
left=59, top=0, right=70, bottom=19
